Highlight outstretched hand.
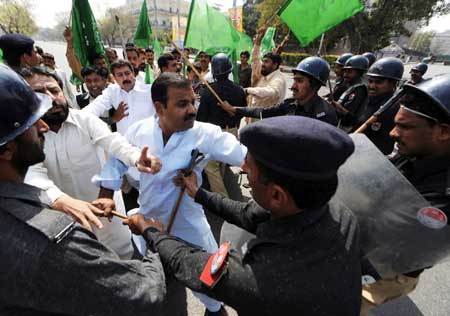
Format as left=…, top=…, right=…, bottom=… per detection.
left=137, top=146, right=162, bottom=174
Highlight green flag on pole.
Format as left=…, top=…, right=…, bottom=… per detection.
left=134, top=0, right=152, bottom=48
left=145, top=62, right=154, bottom=84
left=71, top=0, right=106, bottom=84
left=260, top=27, right=276, bottom=57
left=184, top=0, right=252, bottom=82
left=152, top=37, right=163, bottom=60
left=0, top=48, right=3, bottom=64
left=278, top=0, right=364, bottom=47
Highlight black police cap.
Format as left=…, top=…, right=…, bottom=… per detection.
left=0, top=33, right=34, bottom=57
left=240, top=116, right=355, bottom=180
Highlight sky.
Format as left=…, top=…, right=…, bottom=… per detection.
left=33, top=0, right=245, bottom=29
left=33, top=0, right=450, bottom=33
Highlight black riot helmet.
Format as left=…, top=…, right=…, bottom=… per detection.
left=343, top=55, right=370, bottom=72
left=362, top=52, right=376, bottom=67
left=335, top=53, right=353, bottom=66
left=402, top=74, right=450, bottom=122
left=411, top=63, right=428, bottom=75
left=211, top=53, right=233, bottom=79
left=366, top=57, right=404, bottom=81
left=293, top=56, right=330, bottom=86
left=0, top=64, right=52, bottom=146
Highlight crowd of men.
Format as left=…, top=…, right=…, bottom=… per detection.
left=0, top=23, right=449, bottom=316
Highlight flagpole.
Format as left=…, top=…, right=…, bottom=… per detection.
left=166, top=35, right=225, bottom=105
left=115, top=15, right=127, bottom=59
left=317, top=33, right=325, bottom=56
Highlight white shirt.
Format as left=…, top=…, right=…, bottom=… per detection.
left=82, top=80, right=155, bottom=135
left=25, top=109, right=142, bottom=257
left=126, top=116, right=247, bottom=253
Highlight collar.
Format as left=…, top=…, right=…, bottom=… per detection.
left=0, top=181, right=51, bottom=206
left=256, top=204, right=329, bottom=242
left=62, top=109, right=78, bottom=127
left=298, top=94, right=321, bottom=113
left=412, top=154, right=450, bottom=181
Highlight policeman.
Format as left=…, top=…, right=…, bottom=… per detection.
left=330, top=52, right=353, bottom=101
left=0, top=64, right=166, bottom=315
left=407, top=62, right=428, bottom=85
left=197, top=53, right=247, bottom=197
left=221, top=57, right=338, bottom=126
left=362, top=52, right=376, bottom=68
left=0, top=33, right=41, bottom=72
left=361, top=74, right=450, bottom=315
left=331, top=55, right=369, bottom=130
left=358, top=57, right=404, bottom=154
left=126, top=116, right=362, bottom=316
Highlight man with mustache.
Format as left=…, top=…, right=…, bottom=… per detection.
left=20, top=66, right=160, bottom=258
left=407, top=62, right=428, bottom=85
left=221, top=56, right=337, bottom=126
left=97, top=73, right=246, bottom=316
left=83, top=59, right=156, bottom=210
left=358, top=57, right=404, bottom=154
left=0, top=63, right=167, bottom=316
left=245, top=27, right=286, bottom=121
left=361, top=75, right=450, bottom=315
left=331, top=55, right=369, bottom=131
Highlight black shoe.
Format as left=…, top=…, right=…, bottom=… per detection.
left=204, top=305, right=228, bottom=316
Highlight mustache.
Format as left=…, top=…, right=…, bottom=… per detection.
left=184, top=113, right=196, bottom=121
left=123, top=80, right=132, bottom=84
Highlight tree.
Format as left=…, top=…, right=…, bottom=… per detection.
left=243, top=0, right=262, bottom=38
left=0, top=0, right=37, bottom=36
left=98, top=8, right=137, bottom=47
left=334, top=0, right=450, bottom=53
left=409, top=31, right=435, bottom=53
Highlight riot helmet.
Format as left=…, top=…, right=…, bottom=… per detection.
left=343, top=55, right=370, bottom=72
left=362, top=52, right=376, bottom=67
left=0, top=64, right=51, bottom=146
left=367, top=57, right=404, bottom=81
left=335, top=53, right=353, bottom=66
left=293, top=56, right=330, bottom=86
left=211, top=53, right=233, bottom=78
left=411, top=63, right=428, bottom=75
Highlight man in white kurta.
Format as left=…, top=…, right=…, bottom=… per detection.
left=97, top=73, right=246, bottom=314
left=22, top=66, right=152, bottom=259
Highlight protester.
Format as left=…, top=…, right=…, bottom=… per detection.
left=238, top=51, right=252, bottom=88
left=0, top=33, right=41, bottom=72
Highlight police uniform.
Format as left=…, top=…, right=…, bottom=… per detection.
left=338, top=78, right=368, bottom=129
left=333, top=76, right=350, bottom=101
left=142, top=116, right=362, bottom=316
left=235, top=95, right=338, bottom=126
left=0, top=33, right=35, bottom=72
left=359, top=92, right=398, bottom=154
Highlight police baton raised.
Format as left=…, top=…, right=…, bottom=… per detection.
left=167, top=149, right=205, bottom=233
left=353, top=89, right=404, bottom=134
left=165, top=35, right=226, bottom=107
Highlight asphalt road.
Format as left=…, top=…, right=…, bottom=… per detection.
left=35, top=41, right=450, bottom=316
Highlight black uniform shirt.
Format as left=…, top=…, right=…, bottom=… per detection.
left=235, top=95, right=338, bottom=126
left=333, top=76, right=350, bottom=101
left=338, top=78, right=368, bottom=128
left=359, top=92, right=398, bottom=154
left=197, top=79, right=247, bottom=129
left=145, top=188, right=362, bottom=316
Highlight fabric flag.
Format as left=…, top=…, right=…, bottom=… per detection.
left=278, top=0, right=364, bottom=47
left=145, top=62, right=154, bottom=84
left=184, top=0, right=252, bottom=82
left=260, top=27, right=276, bottom=57
left=134, top=0, right=152, bottom=48
left=0, top=48, right=3, bottom=63
left=71, top=0, right=106, bottom=84
left=152, top=37, right=163, bottom=60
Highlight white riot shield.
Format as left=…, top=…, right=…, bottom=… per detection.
left=330, top=134, right=450, bottom=278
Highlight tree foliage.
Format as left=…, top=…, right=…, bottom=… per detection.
left=328, top=0, right=450, bottom=53
left=409, top=31, right=435, bottom=53
left=0, top=0, right=37, bottom=36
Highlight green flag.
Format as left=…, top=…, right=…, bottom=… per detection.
left=184, top=0, right=252, bottom=82
left=71, top=0, right=105, bottom=84
left=0, top=48, right=3, bottom=64
left=278, top=0, right=364, bottom=47
left=134, top=0, right=152, bottom=48
left=152, top=37, right=163, bottom=60
left=261, top=27, right=276, bottom=57
left=145, top=62, right=154, bottom=84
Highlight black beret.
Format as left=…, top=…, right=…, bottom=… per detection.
left=0, top=33, right=34, bottom=57
left=240, top=116, right=355, bottom=180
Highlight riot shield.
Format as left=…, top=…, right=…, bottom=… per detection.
left=330, top=134, right=450, bottom=278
